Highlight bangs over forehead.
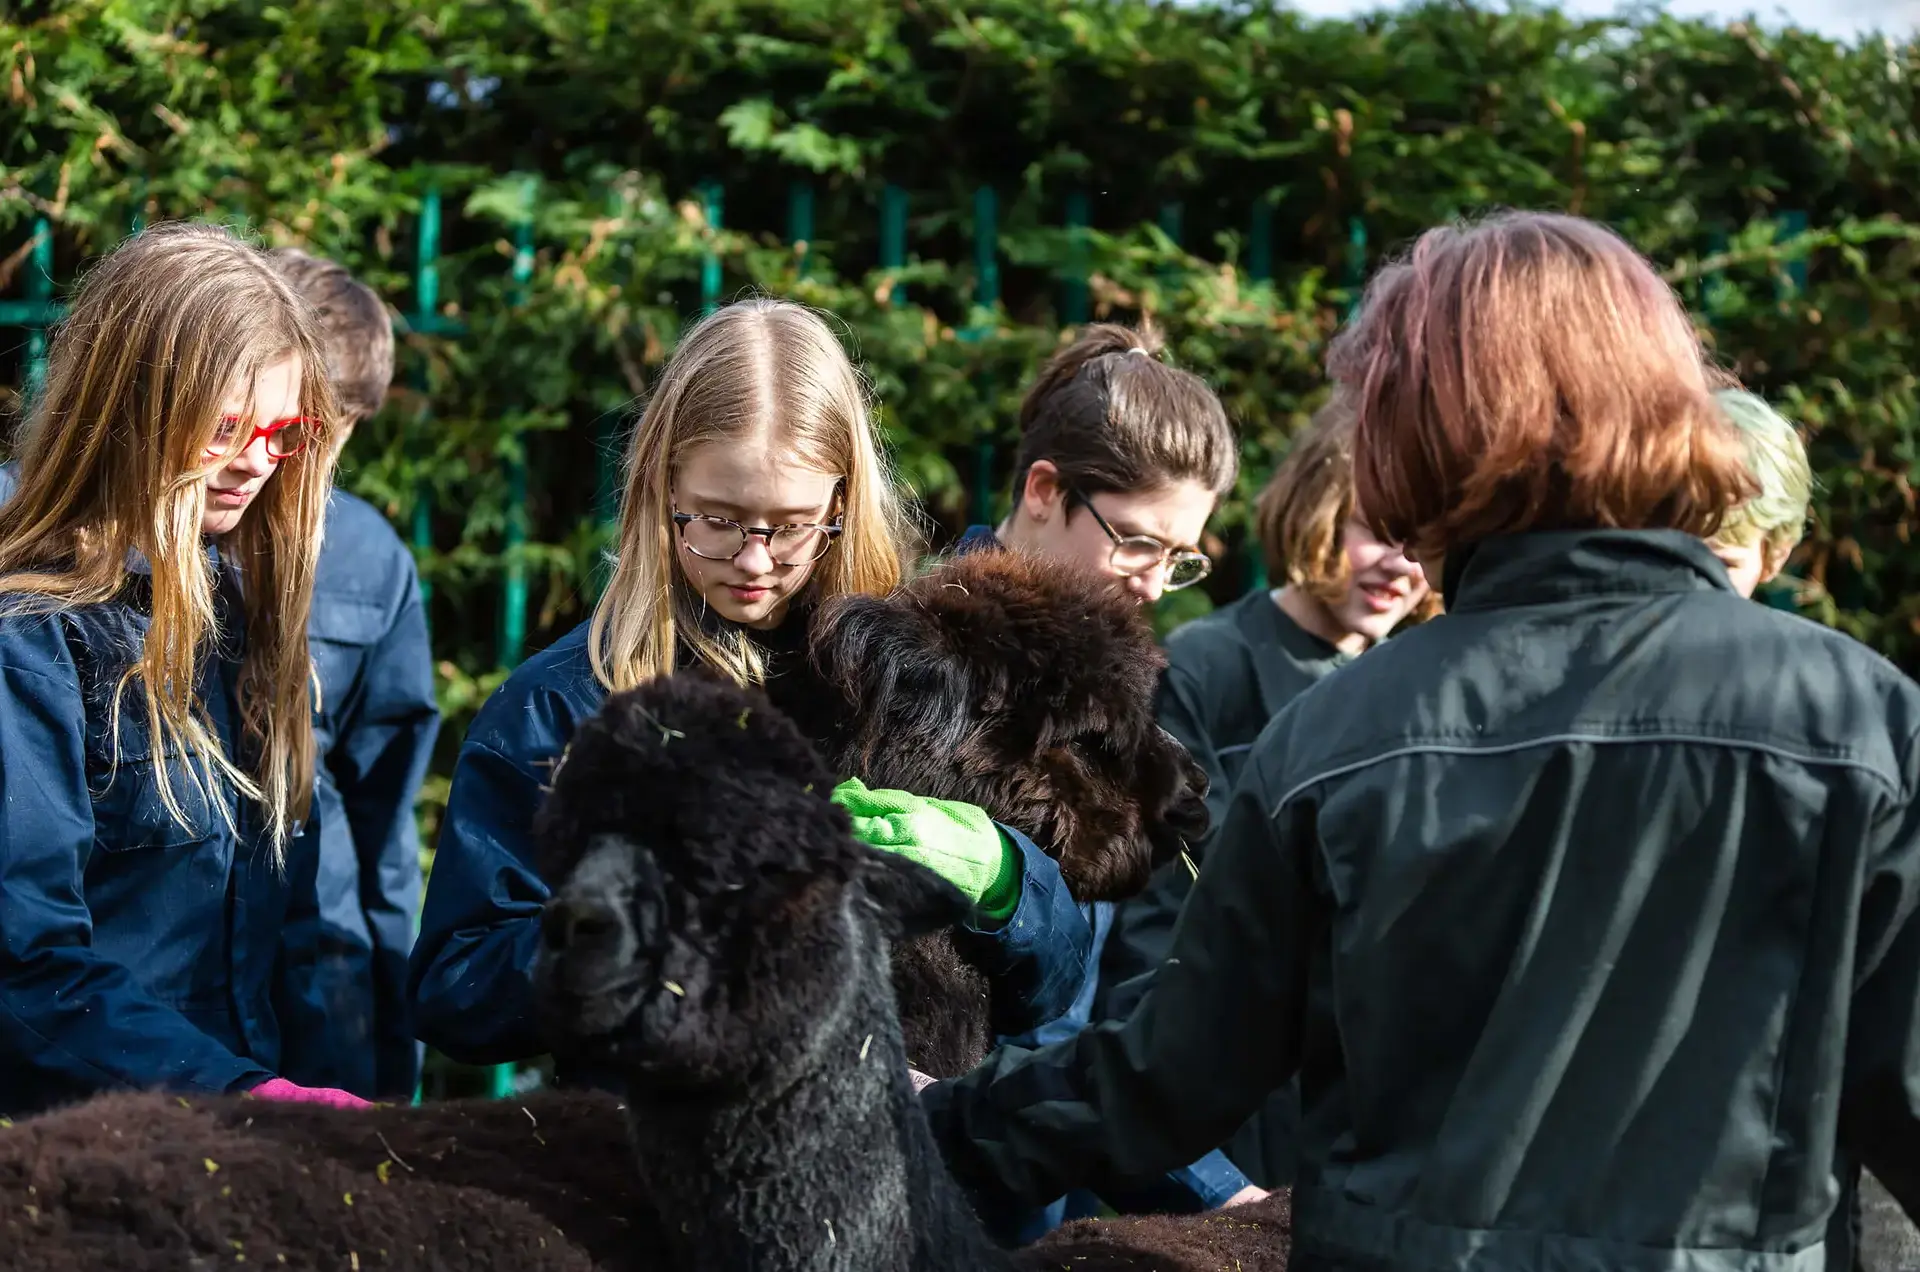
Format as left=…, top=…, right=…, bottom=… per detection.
left=1328, top=211, right=1755, bottom=560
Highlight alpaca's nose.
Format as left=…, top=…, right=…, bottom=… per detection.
left=542, top=897, right=622, bottom=954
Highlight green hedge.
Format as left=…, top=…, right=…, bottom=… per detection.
left=4, top=0, right=1919, bottom=855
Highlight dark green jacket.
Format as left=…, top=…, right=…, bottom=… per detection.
left=1097, top=588, right=1351, bottom=1186
left=925, top=529, right=1920, bottom=1270
left=1100, top=590, right=1349, bottom=996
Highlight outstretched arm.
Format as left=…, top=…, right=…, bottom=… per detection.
left=921, top=763, right=1321, bottom=1204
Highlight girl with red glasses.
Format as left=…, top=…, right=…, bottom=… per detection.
left=0, top=223, right=361, bottom=1116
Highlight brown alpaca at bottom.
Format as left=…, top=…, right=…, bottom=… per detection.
left=0, top=1089, right=1290, bottom=1272
left=1016, top=1193, right=1294, bottom=1271
left=0, top=1090, right=646, bottom=1271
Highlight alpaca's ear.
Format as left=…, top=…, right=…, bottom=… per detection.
left=860, top=849, right=973, bottom=939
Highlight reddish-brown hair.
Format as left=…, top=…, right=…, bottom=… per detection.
left=1328, top=211, right=1753, bottom=560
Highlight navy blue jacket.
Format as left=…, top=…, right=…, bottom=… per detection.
left=0, top=551, right=332, bottom=1117
left=409, top=619, right=1092, bottom=1076
left=307, top=490, right=440, bottom=1099
left=0, top=465, right=436, bottom=1101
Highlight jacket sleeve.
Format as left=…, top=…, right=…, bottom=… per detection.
left=271, top=812, right=341, bottom=1089
left=331, top=568, right=440, bottom=1097
left=953, top=825, right=1095, bottom=1037
left=1839, top=734, right=1920, bottom=1215
left=922, top=762, right=1318, bottom=1205
left=1096, top=661, right=1218, bottom=1018
left=0, top=649, right=272, bottom=1106
left=407, top=735, right=550, bottom=1067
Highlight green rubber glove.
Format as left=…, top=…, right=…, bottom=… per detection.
left=830, top=777, right=1022, bottom=923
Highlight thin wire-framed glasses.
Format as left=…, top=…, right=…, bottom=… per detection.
left=1069, top=488, right=1212, bottom=591
left=208, top=413, right=319, bottom=462
left=671, top=510, right=844, bottom=566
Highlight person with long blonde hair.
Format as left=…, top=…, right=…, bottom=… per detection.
left=410, top=298, right=1093, bottom=1083
left=0, top=223, right=366, bottom=1115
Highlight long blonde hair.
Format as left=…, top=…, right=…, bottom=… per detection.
left=590, top=298, right=915, bottom=692
left=0, top=222, right=337, bottom=861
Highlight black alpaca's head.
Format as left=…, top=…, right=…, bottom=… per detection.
left=530, top=674, right=971, bottom=1093
left=811, top=550, right=1210, bottom=902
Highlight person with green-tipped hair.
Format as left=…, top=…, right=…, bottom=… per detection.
left=1707, top=388, right=1814, bottom=599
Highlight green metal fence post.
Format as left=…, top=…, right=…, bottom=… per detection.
left=0, top=220, right=60, bottom=412
left=1704, top=225, right=1732, bottom=322
left=970, top=186, right=999, bottom=528
left=1062, top=190, right=1090, bottom=326
left=700, top=181, right=724, bottom=315
left=1344, top=217, right=1368, bottom=320
left=590, top=187, right=628, bottom=603
left=1242, top=197, right=1275, bottom=594
left=788, top=181, right=814, bottom=280
left=22, top=219, right=53, bottom=406
left=499, top=190, right=535, bottom=673
left=879, top=184, right=908, bottom=308
left=409, top=187, right=441, bottom=607
left=1247, top=195, right=1274, bottom=286
left=1778, top=208, right=1809, bottom=298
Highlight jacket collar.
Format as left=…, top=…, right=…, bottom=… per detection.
left=955, top=524, right=1002, bottom=557
left=1441, top=529, right=1735, bottom=614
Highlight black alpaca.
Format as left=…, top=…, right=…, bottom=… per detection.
left=0, top=676, right=1288, bottom=1271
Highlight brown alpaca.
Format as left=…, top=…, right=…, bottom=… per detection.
left=807, top=548, right=1210, bottom=1078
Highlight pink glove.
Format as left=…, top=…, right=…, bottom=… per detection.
left=247, top=1077, right=372, bottom=1109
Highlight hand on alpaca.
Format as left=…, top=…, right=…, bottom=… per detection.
left=246, top=1077, right=373, bottom=1109
left=908, top=1068, right=939, bottom=1095
left=831, top=778, right=1021, bottom=921
left=1222, top=1185, right=1269, bottom=1208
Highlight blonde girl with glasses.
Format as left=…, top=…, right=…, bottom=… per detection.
left=0, top=223, right=365, bottom=1116
left=410, top=298, right=1095, bottom=1087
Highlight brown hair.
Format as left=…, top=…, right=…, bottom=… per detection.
left=0, top=223, right=335, bottom=861
left=266, top=247, right=393, bottom=426
left=1328, top=211, right=1753, bottom=561
left=1256, top=394, right=1442, bottom=622
left=1012, top=321, right=1237, bottom=504
left=1255, top=395, right=1357, bottom=603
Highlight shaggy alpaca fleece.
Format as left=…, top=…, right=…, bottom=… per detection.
left=809, top=549, right=1211, bottom=1077
left=1015, top=1192, right=1294, bottom=1271
left=1861, top=1171, right=1920, bottom=1271
left=0, top=1089, right=649, bottom=1271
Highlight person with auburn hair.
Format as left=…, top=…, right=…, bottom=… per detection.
left=952, top=320, right=1256, bottom=1239
left=410, top=298, right=1093, bottom=1085
left=264, top=249, right=439, bottom=1103
left=920, top=210, right=1920, bottom=1265
left=1094, top=392, right=1434, bottom=1191
left=0, top=223, right=365, bottom=1115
